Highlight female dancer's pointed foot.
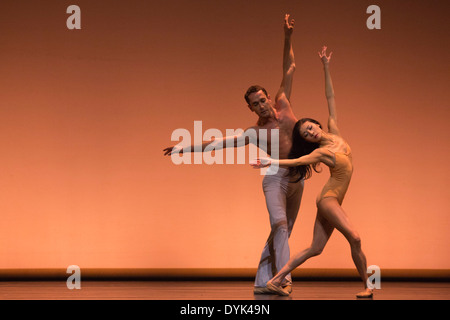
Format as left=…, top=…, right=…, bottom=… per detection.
left=283, top=285, right=292, bottom=294
left=356, top=288, right=373, bottom=298
left=266, top=280, right=290, bottom=296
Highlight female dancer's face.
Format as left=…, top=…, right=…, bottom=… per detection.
left=299, top=121, right=322, bottom=143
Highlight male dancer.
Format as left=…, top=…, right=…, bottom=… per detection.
left=163, top=14, right=303, bottom=293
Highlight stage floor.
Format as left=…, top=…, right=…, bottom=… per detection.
left=0, top=281, right=449, bottom=300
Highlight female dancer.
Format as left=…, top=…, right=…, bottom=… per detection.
left=251, top=46, right=373, bottom=298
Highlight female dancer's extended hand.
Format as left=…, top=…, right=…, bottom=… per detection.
left=318, top=46, right=332, bottom=65
left=250, top=158, right=272, bottom=169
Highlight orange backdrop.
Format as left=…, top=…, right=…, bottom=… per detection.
left=0, top=0, right=448, bottom=270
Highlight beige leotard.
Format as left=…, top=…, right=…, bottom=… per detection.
left=316, top=145, right=353, bottom=205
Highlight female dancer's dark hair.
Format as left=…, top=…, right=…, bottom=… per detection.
left=288, top=118, right=322, bottom=182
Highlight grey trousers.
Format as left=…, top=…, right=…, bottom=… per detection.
left=254, top=167, right=304, bottom=288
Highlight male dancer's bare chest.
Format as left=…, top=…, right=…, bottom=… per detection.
left=257, top=119, right=294, bottom=158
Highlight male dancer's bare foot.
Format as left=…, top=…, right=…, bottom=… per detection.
left=356, top=288, right=373, bottom=298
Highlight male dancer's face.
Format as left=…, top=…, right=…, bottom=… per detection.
left=247, top=90, right=273, bottom=119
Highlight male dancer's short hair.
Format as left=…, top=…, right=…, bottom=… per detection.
left=244, top=85, right=268, bottom=104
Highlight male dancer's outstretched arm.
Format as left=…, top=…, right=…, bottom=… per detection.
left=163, top=131, right=253, bottom=156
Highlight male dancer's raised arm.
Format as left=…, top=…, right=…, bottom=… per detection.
left=275, top=14, right=296, bottom=106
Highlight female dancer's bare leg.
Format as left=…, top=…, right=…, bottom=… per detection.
left=267, top=197, right=372, bottom=297
left=267, top=212, right=334, bottom=293
left=317, top=198, right=372, bottom=297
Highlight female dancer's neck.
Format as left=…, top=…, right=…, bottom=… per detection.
left=320, top=132, right=335, bottom=147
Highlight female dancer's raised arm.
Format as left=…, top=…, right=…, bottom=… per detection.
left=318, top=46, right=340, bottom=137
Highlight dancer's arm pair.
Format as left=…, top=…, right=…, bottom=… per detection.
left=251, top=46, right=339, bottom=168
left=163, top=14, right=298, bottom=157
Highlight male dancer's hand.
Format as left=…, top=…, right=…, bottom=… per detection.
left=163, top=145, right=183, bottom=156
left=284, top=14, right=295, bottom=36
